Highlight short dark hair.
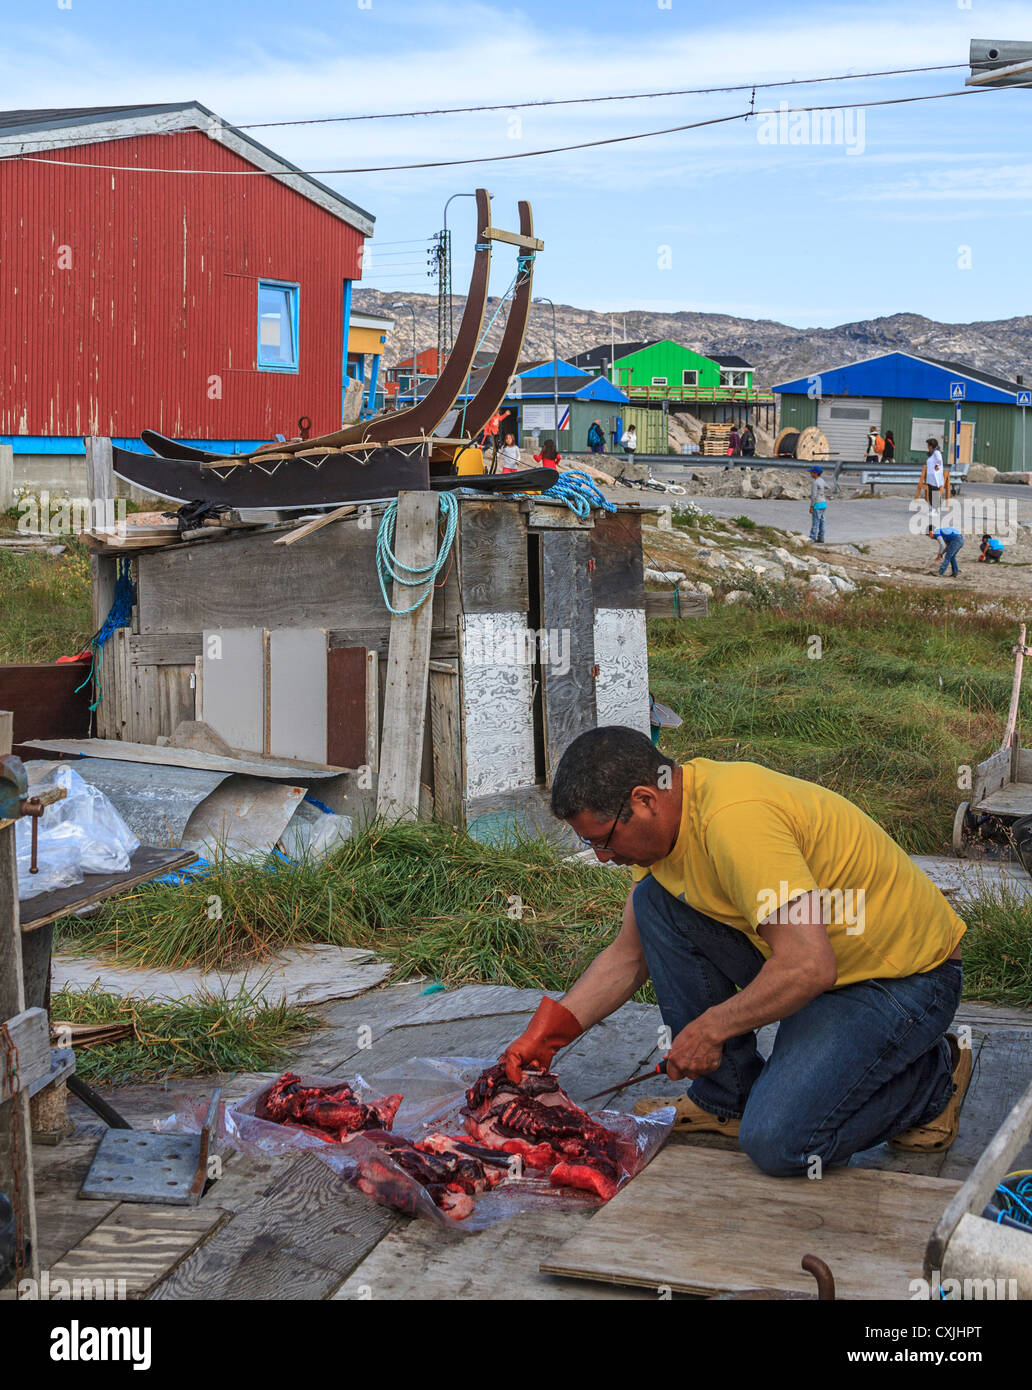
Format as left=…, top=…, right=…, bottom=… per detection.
left=551, top=726, right=673, bottom=821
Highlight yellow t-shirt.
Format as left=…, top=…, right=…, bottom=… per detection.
left=631, top=760, right=965, bottom=987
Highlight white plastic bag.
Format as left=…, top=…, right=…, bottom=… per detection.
left=16, top=764, right=140, bottom=898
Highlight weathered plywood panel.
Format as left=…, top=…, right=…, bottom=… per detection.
left=458, top=501, right=529, bottom=613
left=590, top=511, right=645, bottom=610
left=326, top=646, right=372, bottom=771
left=376, top=491, right=439, bottom=820
left=137, top=525, right=385, bottom=634
left=540, top=531, right=597, bottom=782
left=460, top=612, right=537, bottom=799
left=200, top=628, right=265, bottom=754
left=52, top=1203, right=226, bottom=1300
left=593, top=608, right=650, bottom=735
left=541, top=1146, right=960, bottom=1300
left=267, top=628, right=328, bottom=763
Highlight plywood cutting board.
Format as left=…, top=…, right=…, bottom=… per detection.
left=540, top=1146, right=959, bottom=1300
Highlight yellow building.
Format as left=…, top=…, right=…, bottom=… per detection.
left=346, top=310, right=394, bottom=412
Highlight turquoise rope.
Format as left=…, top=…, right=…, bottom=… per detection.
left=376, top=491, right=458, bottom=615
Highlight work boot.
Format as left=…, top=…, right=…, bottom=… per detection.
left=888, top=1033, right=972, bottom=1153
left=634, top=1091, right=740, bottom=1139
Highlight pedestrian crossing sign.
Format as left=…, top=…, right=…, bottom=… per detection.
left=1018, top=390, right=1032, bottom=406
left=950, top=381, right=966, bottom=401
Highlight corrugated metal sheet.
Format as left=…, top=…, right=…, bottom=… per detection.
left=2, top=130, right=364, bottom=440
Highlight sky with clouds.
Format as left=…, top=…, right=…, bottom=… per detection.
left=2, top=0, right=1030, bottom=328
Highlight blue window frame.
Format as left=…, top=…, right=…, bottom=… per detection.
left=257, top=280, right=300, bottom=372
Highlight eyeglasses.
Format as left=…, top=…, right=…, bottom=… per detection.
left=577, top=795, right=629, bottom=853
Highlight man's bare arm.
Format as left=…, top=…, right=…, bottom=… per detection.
left=561, top=886, right=650, bottom=1029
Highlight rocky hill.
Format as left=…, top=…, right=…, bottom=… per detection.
left=354, top=289, right=1032, bottom=387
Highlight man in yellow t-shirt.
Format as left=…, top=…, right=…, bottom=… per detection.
left=499, top=727, right=970, bottom=1175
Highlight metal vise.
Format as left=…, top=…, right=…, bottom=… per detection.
left=0, top=755, right=66, bottom=873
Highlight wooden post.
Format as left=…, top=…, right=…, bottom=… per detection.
left=0, top=709, right=40, bottom=1287
left=376, top=492, right=440, bottom=820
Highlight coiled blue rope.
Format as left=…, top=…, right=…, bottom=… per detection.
left=75, top=557, right=135, bottom=710
left=376, top=491, right=458, bottom=615
left=511, top=470, right=616, bottom=518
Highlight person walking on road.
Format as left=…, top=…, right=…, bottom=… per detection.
left=882, top=430, right=895, bottom=463
left=587, top=419, right=606, bottom=455
left=620, top=423, right=637, bottom=457
left=929, top=523, right=964, bottom=578
left=924, top=439, right=945, bottom=514
left=809, top=465, right=828, bottom=544
left=740, top=424, right=756, bottom=458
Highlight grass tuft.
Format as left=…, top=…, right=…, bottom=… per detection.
left=57, top=821, right=630, bottom=986
left=51, top=984, right=317, bottom=1085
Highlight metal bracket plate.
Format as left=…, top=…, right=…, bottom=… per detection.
left=80, top=1090, right=221, bottom=1206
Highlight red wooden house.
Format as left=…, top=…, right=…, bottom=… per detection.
left=0, top=102, right=375, bottom=479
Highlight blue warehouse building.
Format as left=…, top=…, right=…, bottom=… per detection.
left=773, top=352, right=1032, bottom=471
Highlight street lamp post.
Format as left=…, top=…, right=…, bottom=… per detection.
left=534, top=297, right=559, bottom=444
left=392, top=302, right=418, bottom=407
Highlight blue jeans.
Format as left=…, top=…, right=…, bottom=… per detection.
left=939, top=533, right=964, bottom=575
left=633, top=874, right=960, bottom=1175
left=809, top=507, right=826, bottom=542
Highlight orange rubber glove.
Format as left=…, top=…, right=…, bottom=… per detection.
left=501, top=997, right=583, bottom=1084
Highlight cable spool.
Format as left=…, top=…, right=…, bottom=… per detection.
left=772, top=427, right=831, bottom=462
left=774, top=427, right=799, bottom=458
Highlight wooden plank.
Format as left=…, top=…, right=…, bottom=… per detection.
left=540, top=531, right=597, bottom=783
left=972, top=747, right=1011, bottom=808
left=541, top=1146, right=961, bottom=1300
left=200, top=628, right=266, bottom=754
left=0, top=1008, right=50, bottom=1095
left=458, top=500, right=529, bottom=613
left=51, top=1202, right=226, bottom=1300
left=481, top=225, right=545, bottom=251
left=0, top=708, right=39, bottom=1283
left=130, top=634, right=202, bottom=666
left=21, top=738, right=348, bottom=779
left=521, top=501, right=597, bottom=531
left=0, top=663, right=92, bottom=759
left=333, top=1210, right=653, bottom=1301
left=376, top=491, right=440, bottom=820
left=150, top=1153, right=396, bottom=1301
left=137, top=524, right=394, bottom=635
left=32, top=1132, right=119, bottom=1269
left=84, top=437, right=114, bottom=512
left=325, top=647, right=371, bottom=770
left=19, top=848, right=195, bottom=934
left=267, top=629, right=329, bottom=764
left=644, top=588, right=708, bottom=619
left=365, top=648, right=379, bottom=775
left=590, top=510, right=645, bottom=609
left=429, top=666, right=463, bottom=824
left=273, top=503, right=358, bottom=546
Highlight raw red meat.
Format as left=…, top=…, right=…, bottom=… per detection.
left=462, top=1063, right=623, bottom=1201
left=356, top=1131, right=506, bottom=1220
left=261, top=1073, right=402, bottom=1143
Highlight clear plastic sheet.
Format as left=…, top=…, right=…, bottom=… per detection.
left=167, top=1057, right=674, bottom=1231
left=16, top=764, right=140, bottom=897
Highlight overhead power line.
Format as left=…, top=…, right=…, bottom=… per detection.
left=0, top=61, right=972, bottom=151
left=7, top=86, right=987, bottom=177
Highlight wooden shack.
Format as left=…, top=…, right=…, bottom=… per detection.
left=87, top=489, right=662, bottom=836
